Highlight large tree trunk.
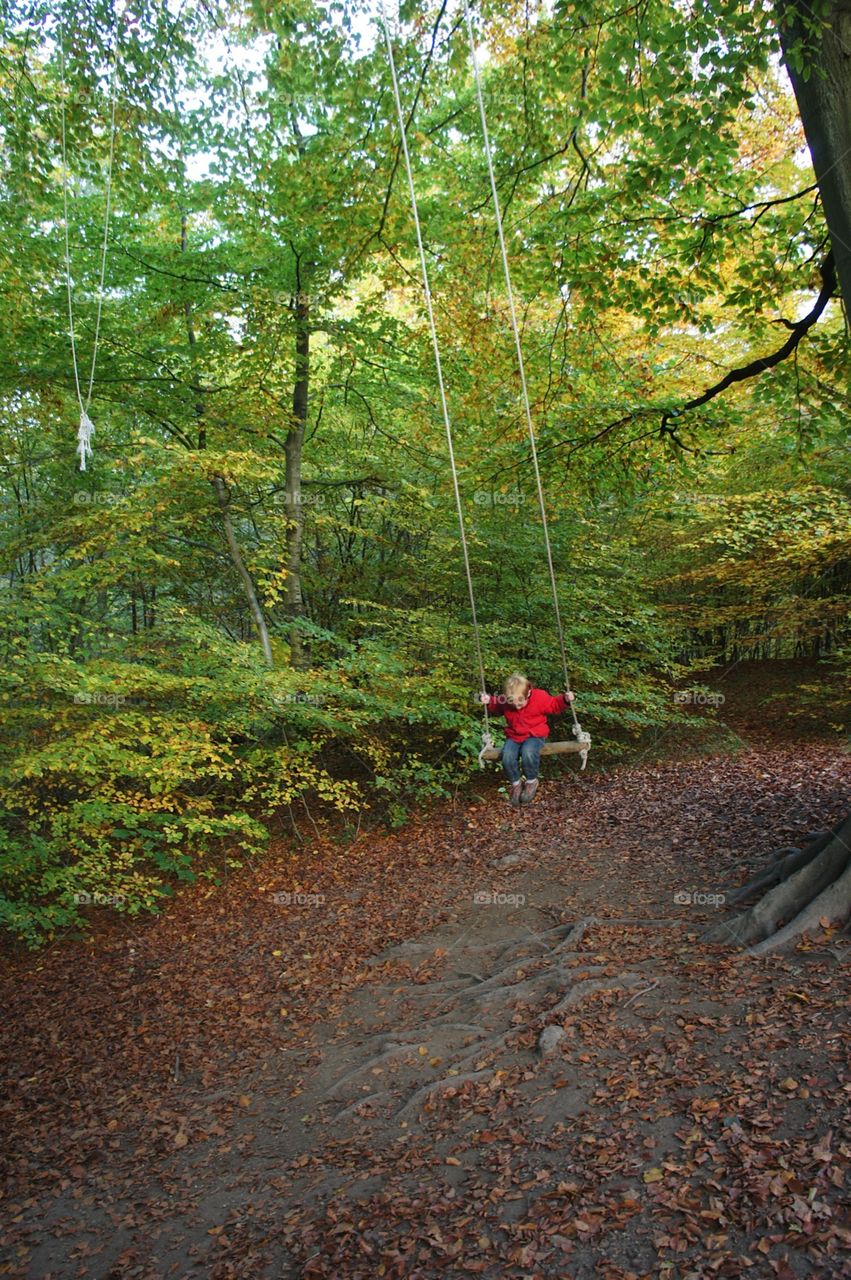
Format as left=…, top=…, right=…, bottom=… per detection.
left=703, top=815, right=851, bottom=954
left=776, top=0, right=851, bottom=306
left=707, top=6, right=851, bottom=952
left=285, top=289, right=309, bottom=668
left=554, top=8, right=851, bottom=955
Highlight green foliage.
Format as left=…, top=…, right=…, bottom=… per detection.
left=0, top=0, right=848, bottom=945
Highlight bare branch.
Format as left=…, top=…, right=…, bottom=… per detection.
left=660, top=250, right=837, bottom=446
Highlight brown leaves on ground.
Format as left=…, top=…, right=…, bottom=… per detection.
left=0, top=670, right=848, bottom=1278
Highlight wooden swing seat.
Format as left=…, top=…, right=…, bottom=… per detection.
left=479, top=739, right=589, bottom=762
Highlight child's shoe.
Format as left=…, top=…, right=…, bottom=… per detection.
left=520, top=778, right=539, bottom=805
left=509, top=781, right=523, bottom=808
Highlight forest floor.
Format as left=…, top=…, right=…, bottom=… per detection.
left=1, top=662, right=849, bottom=1280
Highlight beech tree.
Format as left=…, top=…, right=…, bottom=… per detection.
left=777, top=0, right=851, bottom=305
left=701, top=1, right=851, bottom=954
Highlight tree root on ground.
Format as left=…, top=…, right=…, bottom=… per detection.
left=703, top=815, right=851, bottom=954
left=324, top=911, right=652, bottom=1124
left=396, top=1071, right=493, bottom=1122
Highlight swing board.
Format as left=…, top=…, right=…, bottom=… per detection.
left=479, top=739, right=589, bottom=761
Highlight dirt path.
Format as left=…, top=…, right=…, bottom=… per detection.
left=1, top=720, right=849, bottom=1278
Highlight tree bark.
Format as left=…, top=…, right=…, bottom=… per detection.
left=776, top=0, right=851, bottom=306
left=702, top=4, right=851, bottom=952
left=212, top=475, right=274, bottom=666
left=703, top=815, right=851, bottom=953
left=285, top=287, right=309, bottom=668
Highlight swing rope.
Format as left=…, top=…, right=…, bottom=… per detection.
left=462, top=0, right=589, bottom=759
left=379, top=0, right=589, bottom=768
left=378, top=0, right=494, bottom=759
left=58, top=20, right=120, bottom=471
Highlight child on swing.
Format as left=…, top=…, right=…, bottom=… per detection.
left=479, top=673, right=575, bottom=807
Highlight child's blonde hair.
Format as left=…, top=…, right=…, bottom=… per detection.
left=504, top=672, right=531, bottom=707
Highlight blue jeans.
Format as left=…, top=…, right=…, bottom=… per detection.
left=501, top=736, right=545, bottom=783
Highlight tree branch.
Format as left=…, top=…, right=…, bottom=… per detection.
left=371, top=0, right=451, bottom=246
left=660, top=250, right=837, bottom=446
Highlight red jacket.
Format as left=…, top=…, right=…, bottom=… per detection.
left=485, top=687, right=568, bottom=743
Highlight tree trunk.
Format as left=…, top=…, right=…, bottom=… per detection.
left=212, top=476, right=274, bottom=666
left=703, top=815, right=851, bottom=954
left=776, top=0, right=851, bottom=306
left=180, top=212, right=273, bottom=665
left=285, top=290, right=309, bottom=668
left=705, top=6, right=851, bottom=952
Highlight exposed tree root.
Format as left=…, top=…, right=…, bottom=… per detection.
left=547, top=973, right=645, bottom=1018
left=622, top=979, right=661, bottom=1008
left=334, top=1091, right=391, bottom=1123
left=594, top=917, right=689, bottom=927
left=394, top=970, right=648, bottom=1118
left=726, top=828, right=838, bottom=905
left=326, top=1044, right=419, bottom=1099
left=465, top=969, right=568, bottom=1010
left=397, top=1071, right=493, bottom=1121
left=447, top=1029, right=519, bottom=1077
left=704, top=814, right=851, bottom=953
left=451, top=955, right=552, bottom=1000
left=351, top=1023, right=486, bottom=1052
left=749, top=857, right=851, bottom=956
left=553, top=917, right=595, bottom=951
left=324, top=905, right=672, bottom=1125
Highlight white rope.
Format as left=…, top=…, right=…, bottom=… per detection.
left=462, top=0, right=585, bottom=743
left=477, top=730, right=495, bottom=770
left=378, top=0, right=491, bottom=748
left=59, top=21, right=120, bottom=471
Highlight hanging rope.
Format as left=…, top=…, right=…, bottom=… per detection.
left=462, top=0, right=589, bottom=762
left=58, top=20, right=120, bottom=471
left=378, top=0, right=495, bottom=762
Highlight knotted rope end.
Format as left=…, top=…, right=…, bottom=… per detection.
left=572, top=721, right=591, bottom=770
left=77, top=409, right=95, bottom=472
left=477, top=730, right=495, bottom=770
